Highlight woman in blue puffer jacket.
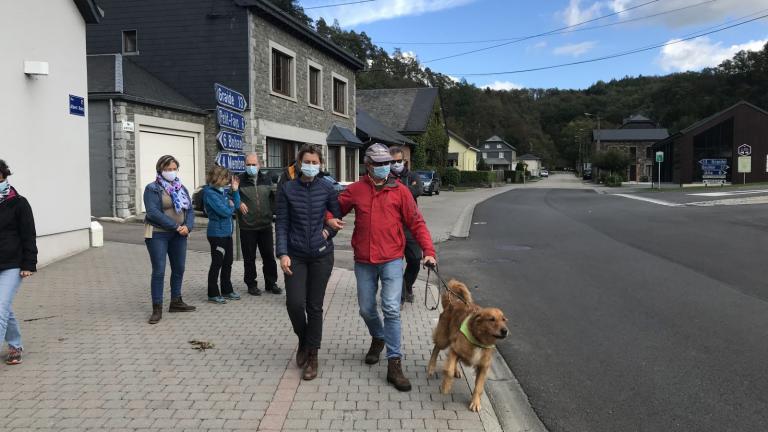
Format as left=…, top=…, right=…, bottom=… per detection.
left=276, top=144, right=341, bottom=381
left=203, top=165, right=241, bottom=304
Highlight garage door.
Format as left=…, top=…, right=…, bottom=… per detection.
left=138, top=131, right=197, bottom=212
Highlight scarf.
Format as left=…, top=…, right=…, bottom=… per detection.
left=156, top=175, right=190, bottom=213
left=0, top=184, right=15, bottom=205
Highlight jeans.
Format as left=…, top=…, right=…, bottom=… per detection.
left=145, top=231, right=188, bottom=304
left=207, top=236, right=234, bottom=297
left=0, top=268, right=23, bottom=349
left=240, top=228, right=278, bottom=288
left=285, top=253, right=334, bottom=349
left=354, top=259, right=404, bottom=359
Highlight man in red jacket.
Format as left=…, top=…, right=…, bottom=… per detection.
left=328, top=143, right=436, bottom=392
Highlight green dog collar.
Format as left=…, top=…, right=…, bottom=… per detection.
left=460, top=315, right=496, bottom=349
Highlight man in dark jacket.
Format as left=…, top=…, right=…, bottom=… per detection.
left=238, top=153, right=280, bottom=296
left=389, top=147, right=423, bottom=304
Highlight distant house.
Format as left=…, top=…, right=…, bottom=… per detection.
left=519, top=154, right=542, bottom=177
left=356, top=87, right=446, bottom=166
left=592, top=114, right=669, bottom=181
left=86, top=0, right=365, bottom=217
left=652, top=101, right=768, bottom=184
left=447, top=130, right=478, bottom=171
left=478, top=136, right=517, bottom=170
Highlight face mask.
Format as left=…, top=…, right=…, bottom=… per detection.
left=0, top=180, right=8, bottom=192
left=245, top=166, right=259, bottom=176
left=372, top=164, right=391, bottom=179
left=301, top=164, right=320, bottom=178
left=161, top=170, right=177, bottom=182
left=391, top=162, right=405, bottom=174
left=217, top=186, right=226, bottom=192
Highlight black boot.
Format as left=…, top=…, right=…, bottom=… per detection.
left=303, top=348, right=318, bottom=381
left=248, top=283, right=262, bottom=296
left=148, top=303, right=162, bottom=324
left=365, top=338, right=386, bottom=365
left=169, top=297, right=196, bottom=312
left=266, top=283, right=283, bottom=294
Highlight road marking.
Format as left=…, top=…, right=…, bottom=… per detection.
left=613, top=194, right=683, bottom=207
left=688, top=190, right=768, bottom=197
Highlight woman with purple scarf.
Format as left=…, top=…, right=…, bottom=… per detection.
left=143, top=155, right=196, bottom=324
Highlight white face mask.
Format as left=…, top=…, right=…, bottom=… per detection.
left=391, top=161, right=405, bottom=174
left=161, top=170, right=177, bottom=182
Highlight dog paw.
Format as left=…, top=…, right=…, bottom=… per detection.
left=427, top=365, right=436, bottom=378
left=440, top=381, right=453, bottom=394
left=454, top=369, right=462, bottom=379
left=469, top=400, right=482, bottom=412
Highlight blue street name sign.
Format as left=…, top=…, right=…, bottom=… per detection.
left=216, top=106, right=246, bottom=133
left=69, top=95, right=85, bottom=116
left=216, top=152, right=246, bottom=173
left=699, top=158, right=729, bottom=179
left=215, top=83, right=247, bottom=112
left=217, top=130, right=245, bottom=152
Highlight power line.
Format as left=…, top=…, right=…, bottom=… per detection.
left=375, top=0, right=715, bottom=46
left=422, top=0, right=662, bottom=63
left=303, top=0, right=375, bottom=10
left=447, top=11, right=768, bottom=77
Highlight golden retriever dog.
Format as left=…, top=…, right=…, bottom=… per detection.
left=427, top=279, right=509, bottom=412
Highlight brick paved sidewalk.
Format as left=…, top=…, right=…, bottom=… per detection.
left=0, top=242, right=502, bottom=431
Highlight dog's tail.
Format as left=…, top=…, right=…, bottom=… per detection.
left=442, top=279, right=472, bottom=309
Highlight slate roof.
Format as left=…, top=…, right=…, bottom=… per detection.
left=653, top=101, right=768, bottom=148
left=74, top=0, right=102, bottom=23
left=483, top=135, right=517, bottom=151
left=327, top=125, right=363, bottom=148
left=87, top=54, right=204, bottom=113
left=356, top=88, right=440, bottom=134
left=356, top=109, right=416, bottom=147
left=593, top=128, right=669, bottom=142
left=234, top=0, right=364, bottom=70
left=519, top=154, right=541, bottom=160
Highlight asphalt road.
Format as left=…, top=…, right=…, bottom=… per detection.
left=437, top=187, right=768, bottom=432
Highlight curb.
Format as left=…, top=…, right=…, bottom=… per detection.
left=449, top=186, right=516, bottom=238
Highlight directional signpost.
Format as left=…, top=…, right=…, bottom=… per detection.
left=217, top=130, right=245, bottom=152
left=215, top=83, right=247, bottom=112
left=737, top=144, right=752, bottom=185
left=216, top=106, right=246, bottom=133
left=655, top=151, right=663, bottom=189
left=699, top=158, right=728, bottom=186
left=214, top=83, right=247, bottom=173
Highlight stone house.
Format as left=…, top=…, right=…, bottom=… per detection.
left=478, top=136, right=516, bottom=170
left=86, top=0, right=364, bottom=217
left=591, top=115, right=668, bottom=182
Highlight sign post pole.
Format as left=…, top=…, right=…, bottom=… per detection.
left=655, top=151, right=664, bottom=190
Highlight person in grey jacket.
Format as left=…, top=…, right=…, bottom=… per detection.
left=389, top=147, right=423, bottom=304
left=143, top=155, right=196, bottom=324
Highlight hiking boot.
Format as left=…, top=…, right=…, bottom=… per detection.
left=148, top=303, right=162, bottom=324
left=5, top=346, right=22, bottom=365
left=302, top=348, right=318, bottom=381
left=365, top=337, right=385, bottom=365
left=224, top=292, right=241, bottom=301
left=404, top=292, right=415, bottom=303
left=296, top=344, right=308, bottom=368
left=266, top=283, right=283, bottom=295
left=169, top=297, right=196, bottom=312
left=387, top=357, right=412, bottom=392
left=208, top=296, right=227, bottom=304
left=247, top=284, right=262, bottom=296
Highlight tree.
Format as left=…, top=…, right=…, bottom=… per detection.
left=592, top=149, right=630, bottom=176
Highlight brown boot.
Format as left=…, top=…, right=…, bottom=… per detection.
left=169, top=297, right=196, bottom=312
left=387, top=357, right=412, bottom=392
left=296, top=344, right=308, bottom=368
left=302, top=348, right=318, bottom=381
left=148, top=303, right=162, bottom=324
left=365, top=338, right=385, bottom=364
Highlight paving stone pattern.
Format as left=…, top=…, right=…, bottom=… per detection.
left=0, top=242, right=501, bottom=431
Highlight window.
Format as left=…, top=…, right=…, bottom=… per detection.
left=122, top=30, right=138, bottom=55
left=307, top=60, right=323, bottom=109
left=497, top=144, right=502, bottom=149
left=646, top=147, right=653, bottom=158
left=269, top=41, right=296, bottom=100
left=266, top=138, right=299, bottom=168
left=345, top=148, right=357, bottom=182
left=630, top=147, right=637, bottom=159
left=498, top=152, right=504, bottom=158
left=482, top=152, right=488, bottom=158
left=327, top=146, right=341, bottom=180
left=332, top=73, right=348, bottom=116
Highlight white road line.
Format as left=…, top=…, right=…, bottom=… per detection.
left=688, top=190, right=768, bottom=197
left=613, top=194, right=683, bottom=207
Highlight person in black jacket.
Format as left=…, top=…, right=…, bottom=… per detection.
left=0, top=159, right=37, bottom=365
left=389, top=147, right=423, bottom=304
left=275, top=144, right=340, bottom=381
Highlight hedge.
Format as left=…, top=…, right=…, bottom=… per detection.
left=458, top=170, right=503, bottom=186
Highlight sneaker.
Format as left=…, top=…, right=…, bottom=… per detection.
left=6, top=346, right=22, bottom=365
left=208, top=296, right=227, bottom=304
left=224, top=292, right=241, bottom=301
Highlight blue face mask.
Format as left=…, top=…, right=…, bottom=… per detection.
left=301, top=164, right=320, bottom=178
left=0, top=180, right=8, bottom=192
left=373, top=164, right=391, bottom=179
left=245, top=166, right=259, bottom=176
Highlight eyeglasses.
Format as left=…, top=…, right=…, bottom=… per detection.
left=245, top=164, right=258, bottom=167
left=370, top=161, right=393, bottom=167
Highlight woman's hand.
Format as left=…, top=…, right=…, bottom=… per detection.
left=322, top=229, right=330, bottom=240
left=326, top=218, right=345, bottom=231
left=177, top=225, right=189, bottom=236
left=20, top=270, right=33, bottom=278
left=280, top=256, right=293, bottom=276
left=239, top=203, right=249, bottom=215
left=231, top=176, right=240, bottom=191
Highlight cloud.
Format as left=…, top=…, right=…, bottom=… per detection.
left=558, top=0, right=603, bottom=26
left=658, top=36, right=768, bottom=72
left=553, top=41, right=597, bottom=56
left=307, top=0, right=477, bottom=27
left=483, top=81, right=524, bottom=91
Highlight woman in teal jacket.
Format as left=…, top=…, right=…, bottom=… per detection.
left=203, top=166, right=241, bottom=304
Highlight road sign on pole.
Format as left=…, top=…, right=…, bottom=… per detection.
left=655, top=151, right=664, bottom=163
left=216, top=106, right=246, bottom=133
left=215, top=152, right=246, bottom=172
left=215, top=83, right=247, bottom=112
left=216, top=130, right=245, bottom=152
left=737, top=144, right=752, bottom=156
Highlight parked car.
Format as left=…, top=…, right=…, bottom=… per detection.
left=540, top=169, right=549, bottom=178
left=415, top=170, right=441, bottom=195
left=582, top=170, right=593, bottom=180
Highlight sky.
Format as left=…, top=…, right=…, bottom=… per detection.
left=302, top=0, right=768, bottom=90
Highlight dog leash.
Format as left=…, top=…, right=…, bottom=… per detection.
left=423, top=263, right=469, bottom=311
